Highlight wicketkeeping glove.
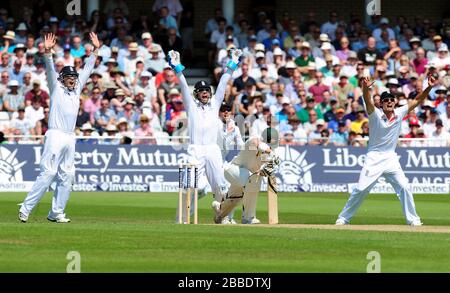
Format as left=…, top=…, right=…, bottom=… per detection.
left=226, top=48, right=243, bottom=71
left=267, top=152, right=281, bottom=166
left=168, top=50, right=185, bottom=73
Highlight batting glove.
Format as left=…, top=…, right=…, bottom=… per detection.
left=168, top=50, right=185, bottom=73
left=226, top=48, right=243, bottom=71
left=267, top=152, right=281, bottom=166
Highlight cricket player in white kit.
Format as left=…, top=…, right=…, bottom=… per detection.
left=214, top=127, right=280, bottom=224
left=336, top=75, right=438, bottom=226
left=168, top=49, right=243, bottom=220
left=217, top=101, right=244, bottom=224
left=18, top=32, right=100, bottom=223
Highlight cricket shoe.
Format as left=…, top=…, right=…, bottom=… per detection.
left=242, top=217, right=261, bottom=224
left=47, top=214, right=71, bottom=223
left=212, top=201, right=222, bottom=224
left=335, top=218, right=348, bottom=225
left=18, top=212, right=28, bottom=223
left=410, top=220, right=423, bottom=227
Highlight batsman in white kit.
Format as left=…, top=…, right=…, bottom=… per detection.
left=336, top=75, right=438, bottom=226
left=18, top=32, right=100, bottom=223
left=214, top=127, right=280, bottom=224
left=168, top=48, right=242, bottom=222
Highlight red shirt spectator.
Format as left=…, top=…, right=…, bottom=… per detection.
left=308, top=72, right=329, bottom=103
left=24, top=80, right=50, bottom=108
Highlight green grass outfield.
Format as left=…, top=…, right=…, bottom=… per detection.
left=1, top=192, right=450, bottom=272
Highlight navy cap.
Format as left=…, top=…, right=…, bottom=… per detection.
left=248, top=35, right=257, bottom=41
left=63, top=44, right=71, bottom=51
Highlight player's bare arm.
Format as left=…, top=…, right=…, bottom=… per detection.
left=360, top=76, right=375, bottom=115
left=407, top=75, right=438, bottom=112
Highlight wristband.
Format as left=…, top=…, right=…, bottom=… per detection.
left=173, top=64, right=185, bottom=73
left=226, top=60, right=239, bottom=71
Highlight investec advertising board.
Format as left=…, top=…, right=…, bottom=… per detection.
left=0, top=145, right=449, bottom=194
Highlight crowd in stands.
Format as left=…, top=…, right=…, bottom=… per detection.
left=0, top=0, right=449, bottom=147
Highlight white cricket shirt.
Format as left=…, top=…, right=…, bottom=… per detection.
left=45, top=53, right=96, bottom=133
left=367, top=105, right=409, bottom=153
left=178, top=71, right=231, bottom=145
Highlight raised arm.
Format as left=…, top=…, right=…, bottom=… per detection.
left=213, top=49, right=243, bottom=108
left=408, top=75, right=437, bottom=112
left=168, top=50, right=192, bottom=108
left=43, top=33, right=58, bottom=91
left=78, top=32, right=100, bottom=87
left=360, top=76, right=375, bottom=115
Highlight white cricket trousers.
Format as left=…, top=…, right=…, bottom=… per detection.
left=337, top=151, right=421, bottom=225
left=187, top=144, right=228, bottom=201
left=20, top=129, right=76, bottom=218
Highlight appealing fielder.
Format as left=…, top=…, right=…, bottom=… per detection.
left=18, top=33, right=100, bottom=223
left=336, top=75, right=438, bottom=226
left=214, top=127, right=280, bottom=224
left=168, top=49, right=242, bottom=221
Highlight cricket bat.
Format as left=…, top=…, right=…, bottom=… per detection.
left=267, top=175, right=278, bottom=225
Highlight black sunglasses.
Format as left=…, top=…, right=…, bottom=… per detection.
left=382, top=98, right=396, bottom=103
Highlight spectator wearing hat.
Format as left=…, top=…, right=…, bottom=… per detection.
left=116, top=117, right=131, bottom=137
left=140, top=32, right=165, bottom=60
left=100, top=124, right=121, bottom=145
left=405, top=36, right=422, bottom=60
left=61, top=44, right=74, bottom=66
left=307, top=118, right=327, bottom=144
left=12, top=43, right=27, bottom=65
left=287, top=115, right=308, bottom=145
left=134, top=114, right=156, bottom=145
left=333, top=72, right=354, bottom=106
left=94, top=98, right=116, bottom=133
left=432, top=86, right=447, bottom=107
left=404, top=118, right=422, bottom=143
left=330, top=121, right=349, bottom=146
left=315, top=42, right=340, bottom=69
left=15, top=23, right=28, bottom=44
left=312, top=33, right=336, bottom=59
left=10, top=107, right=35, bottom=140
left=117, top=97, right=140, bottom=129
left=78, top=122, right=99, bottom=144
left=266, top=45, right=286, bottom=67
left=3, top=80, right=24, bottom=113
left=294, top=42, right=314, bottom=76
left=386, top=78, right=401, bottom=95
left=24, top=79, right=50, bottom=108
left=429, top=119, right=449, bottom=147
left=145, top=44, right=166, bottom=73
left=328, top=106, right=349, bottom=131
left=430, top=43, right=450, bottom=70
left=372, top=17, right=395, bottom=43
